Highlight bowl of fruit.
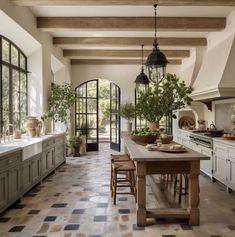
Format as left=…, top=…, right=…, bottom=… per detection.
left=131, top=127, right=160, bottom=144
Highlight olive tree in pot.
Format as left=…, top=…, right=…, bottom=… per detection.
left=41, top=83, right=76, bottom=133
left=120, top=101, right=136, bottom=132
left=135, top=73, right=193, bottom=132
left=69, top=135, right=82, bottom=157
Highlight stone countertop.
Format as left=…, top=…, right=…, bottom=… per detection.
left=0, top=132, right=65, bottom=158
left=213, top=137, right=235, bottom=146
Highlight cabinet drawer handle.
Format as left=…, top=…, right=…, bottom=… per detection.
left=8, top=160, right=14, bottom=164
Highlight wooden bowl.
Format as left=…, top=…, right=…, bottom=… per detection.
left=130, top=135, right=158, bottom=144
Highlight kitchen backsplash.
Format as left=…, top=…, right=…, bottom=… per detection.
left=215, top=102, right=235, bottom=133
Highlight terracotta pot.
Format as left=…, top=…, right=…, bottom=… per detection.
left=148, top=122, right=160, bottom=132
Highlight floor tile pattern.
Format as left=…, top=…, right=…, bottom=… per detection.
left=0, top=144, right=235, bottom=237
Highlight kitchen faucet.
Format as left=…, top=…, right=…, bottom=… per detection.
left=209, top=121, right=217, bottom=130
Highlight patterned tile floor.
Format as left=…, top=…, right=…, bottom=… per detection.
left=0, top=144, right=235, bottom=237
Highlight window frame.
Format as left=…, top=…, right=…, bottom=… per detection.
left=0, top=35, right=28, bottom=133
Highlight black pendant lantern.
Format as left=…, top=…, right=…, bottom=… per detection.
left=146, top=4, right=169, bottom=84
left=134, top=44, right=150, bottom=92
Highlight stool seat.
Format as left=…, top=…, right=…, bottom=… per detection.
left=110, top=157, right=136, bottom=205
left=111, top=154, right=130, bottom=162
left=112, top=160, right=135, bottom=171
left=110, top=154, right=131, bottom=191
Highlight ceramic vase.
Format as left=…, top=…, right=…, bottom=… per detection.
left=23, top=116, right=39, bottom=137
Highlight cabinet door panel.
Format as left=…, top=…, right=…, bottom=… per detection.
left=228, top=159, right=235, bottom=190
left=0, top=172, right=8, bottom=210
left=31, top=157, right=41, bottom=183
left=214, top=154, right=227, bottom=184
left=41, top=152, right=47, bottom=175
left=22, top=161, right=31, bottom=192
left=8, top=166, right=21, bottom=202
left=200, top=147, right=213, bottom=176
left=47, top=149, right=54, bottom=171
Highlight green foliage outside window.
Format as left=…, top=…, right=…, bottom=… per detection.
left=0, top=36, right=27, bottom=131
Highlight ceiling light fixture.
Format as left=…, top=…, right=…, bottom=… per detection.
left=146, top=3, right=169, bottom=84
left=134, top=44, right=150, bottom=91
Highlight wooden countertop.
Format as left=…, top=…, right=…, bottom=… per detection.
left=124, top=136, right=210, bottom=162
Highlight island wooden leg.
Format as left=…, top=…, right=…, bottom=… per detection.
left=188, top=161, right=200, bottom=226
left=136, top=162, right=146, bottom=227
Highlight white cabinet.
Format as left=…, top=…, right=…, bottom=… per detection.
left=175, top=130, right=235, bottom=190
left=176, top=129, right=213, bottom=177
left=213, top=143, right=227, bottom=184
left=200, top=146, right=213, bottom=178
left=227, top=147, right=235, bottom=190
left=191, top=143, right=213, bottom=177
left=178, top=130, right=193, bottom=149
left=213, top=141, right=235, bottom=191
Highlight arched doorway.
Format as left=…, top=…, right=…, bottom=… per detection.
left=75, top=79, right=121, bottom=152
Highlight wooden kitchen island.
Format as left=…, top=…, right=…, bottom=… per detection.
left=124, top=137, right=210, bottom=227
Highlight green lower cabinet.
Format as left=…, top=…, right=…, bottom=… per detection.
left=47, top=148, right=55, bottom=171
left=55, top=143, right=65, bottom=167
left=0, top=172, right=8, bottom=211
left=0, top=134, right=66, bottom=214
left=31, top=155, right=41, bottom=184
left=41, top=148, right=55, bottom=178
left=8, top=165, right=21, bottom=203
left=22, top=154, right=41, bottom=194
left=41, top=151, right=47, bottom=176
left=22, top=160, right=31, bottom=192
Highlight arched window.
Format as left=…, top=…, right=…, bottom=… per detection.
left=0, top=36, right=28, bottom=132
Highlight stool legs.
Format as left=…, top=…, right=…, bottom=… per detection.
left=173, top=173, right=189, bottom=204
left=111, top=166, right=136, bottom=205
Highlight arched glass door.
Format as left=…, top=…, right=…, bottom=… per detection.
left=110, top=83, right=121, bottom=151
left=75, top=80, right=99, bottom=151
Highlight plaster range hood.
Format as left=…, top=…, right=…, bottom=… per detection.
left=191, top=33, right=235, bottom=109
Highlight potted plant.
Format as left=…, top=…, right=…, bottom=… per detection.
left=136, top=73, right=193, bottom=131
left=120, top=101, right=136, bottom=132
left=42, top=83, right=76, bottom=133
left=69, top=135, right=82, bottom=157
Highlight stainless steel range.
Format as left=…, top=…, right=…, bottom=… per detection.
left=189, top=131, right=223, bottom=149
left=189, top=133, right=213, bottom=149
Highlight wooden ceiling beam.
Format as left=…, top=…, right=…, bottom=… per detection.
left=11, top=0, right=235, bottom=6
left=71, top=59, right=182, bottom=65
left=54, top=37, right=207, bottom=47
left=37, top=17, right=225, bottom=32
left=64, top=49, right=190, bottom=58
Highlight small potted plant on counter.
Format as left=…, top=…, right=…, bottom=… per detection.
left=120, top=101, right=136, bottom=132
left=69, top=135, right=83, bottom=157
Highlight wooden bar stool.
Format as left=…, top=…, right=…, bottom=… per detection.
left=173, top=173, right=189, bottom=204
left=111, top=160, right=136, bottom=205
left=110, top=154, right=130, bottom=191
